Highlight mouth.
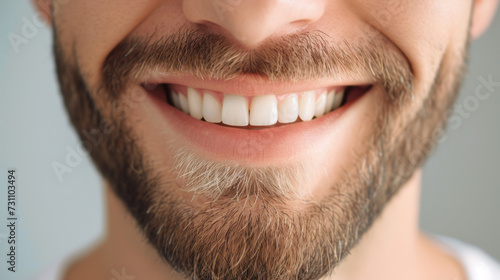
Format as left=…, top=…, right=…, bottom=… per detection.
left=143, top=83, right=371, bottom=129
left=141, top=76, right=374, bottom=163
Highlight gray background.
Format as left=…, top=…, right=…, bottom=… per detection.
left=0, top=1, right=499, bottom=279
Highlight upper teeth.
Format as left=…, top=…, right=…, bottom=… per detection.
left=168, top=87, right=345, bottom=127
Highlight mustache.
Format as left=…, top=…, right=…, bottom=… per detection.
left=102, top=28, right=413, bottom=102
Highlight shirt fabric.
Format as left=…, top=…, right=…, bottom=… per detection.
left=431, top=234, right=500, bottom=279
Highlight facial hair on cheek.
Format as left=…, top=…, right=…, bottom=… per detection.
left=52, top=25, right=468, bottom=280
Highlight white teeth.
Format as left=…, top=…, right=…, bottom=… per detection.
left=171, top=92, right=181, bottom=109
left=299, top=91, right=315, bottom=121
left=187, top=88, right=203, bottom=120
left=222, top=94, right=249, bottom=126
left=250, top=95, right=278, bottom=126
left=324, top=90, right=335, bottom=114
left=178, top=93, right=190, bottom=114
left=278, top=94, right=298, bottom=124
left=332, top=90, right=344, bottom=110
left=314, top=91, right=327, bottom=118
left=202, top=93, right=222, bottom=123
left=170, top=87, right=346, bottom=126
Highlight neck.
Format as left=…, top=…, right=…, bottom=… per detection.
left=63, top=169, right=465, bottom=280
left=329, top=170, right=422, bottom=279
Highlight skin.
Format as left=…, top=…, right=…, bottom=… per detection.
left=34, top=0, right=498, bottom=279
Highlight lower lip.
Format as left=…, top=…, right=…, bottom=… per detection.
left=145, top=86, right=370, bottom=164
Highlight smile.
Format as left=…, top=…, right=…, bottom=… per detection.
left=141, top=74, right=374, bottom=162
left=144, top=82, right=371, bottom=129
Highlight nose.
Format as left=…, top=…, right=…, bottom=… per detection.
left=183, top=0, right=325, bottom=47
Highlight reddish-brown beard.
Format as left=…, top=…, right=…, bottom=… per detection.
left=53, top=26, right=467, bottom=279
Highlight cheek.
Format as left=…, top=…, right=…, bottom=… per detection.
left=55, top=0, right=166, bottom=88
left=350, top=0, right=470, bottom=99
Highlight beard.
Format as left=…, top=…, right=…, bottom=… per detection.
left=53, top=26, right=468, bottom=279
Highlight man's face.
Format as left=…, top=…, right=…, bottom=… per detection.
left=49, top=0, right=470, bottom=279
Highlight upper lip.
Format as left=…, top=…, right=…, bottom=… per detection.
left=141, top=72, right=375, bottom=96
